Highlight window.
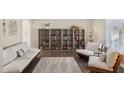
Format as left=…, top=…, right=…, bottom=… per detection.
left=106, top=20, right=124, bottom=51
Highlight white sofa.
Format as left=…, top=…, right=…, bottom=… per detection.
left=3, top=42, right=41, bottom=73
left=76, top=42, right=102, bottom=57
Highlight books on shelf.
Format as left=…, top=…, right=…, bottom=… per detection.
left=39, top=28, right=85, bottom=50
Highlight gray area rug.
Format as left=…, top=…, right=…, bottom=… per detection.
left=33, top=57, right=81, bottom=73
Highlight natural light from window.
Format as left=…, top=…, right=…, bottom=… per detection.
left=106, top=19, right=124, bottom=52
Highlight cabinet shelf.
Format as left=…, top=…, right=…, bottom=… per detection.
left=39, top=28, right=85, bottom=50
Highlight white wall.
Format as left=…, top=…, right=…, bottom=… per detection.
left=0, top=20, right=3, bottom=72
left=30, top=19, right=93, bottom=48
left=3, top=20, right=23, bottom=48
left=23, top=20, right=31, bottom=47
left=92, top=19, right=106, bottom=44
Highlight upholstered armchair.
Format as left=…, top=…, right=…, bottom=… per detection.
left=88, top=48, right=124, bottom=73
left=76, top=42, right=103, bottom=59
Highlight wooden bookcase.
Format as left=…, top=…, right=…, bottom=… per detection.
left=39, top=29, right=49, bottom=50
left=39, top=28, right=85, bottom=50
left=51, top=29, right=61, bottom=50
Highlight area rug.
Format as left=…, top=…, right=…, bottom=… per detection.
left=33, top=57, right=81, bottom=73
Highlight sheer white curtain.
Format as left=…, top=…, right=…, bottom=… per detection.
left=106, top=19, right=124, bottom=52
left=23, top=20, right=31, bottom=47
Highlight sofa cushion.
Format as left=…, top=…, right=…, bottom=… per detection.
left=76, top=49, right=94, bottom=56
left=88, top=56, right=113, bottom=71
left=11, top=42, right=29, bottom=53
left=3, top=58, right=32, bottom=72
left=3, top=48, right=17, bottom=66
left=21, top=42, right=30, bottom=52
left=106, top=48, right=119, bottom=69
left=99, top=52, right=106, bottom=62
left=23, top=48, right=41, bottom=59
left=3, top=66, right=20, bottom=73
left=86, top=42, right=99, bottom=52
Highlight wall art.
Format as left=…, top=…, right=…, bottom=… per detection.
left=8, top=20, right=17, bottom=35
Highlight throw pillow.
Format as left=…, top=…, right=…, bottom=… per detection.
left=17, top=49, right=25, bottom=57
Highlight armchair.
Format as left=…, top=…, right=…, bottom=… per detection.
left=76, top=42, right=103, bottom=59
left=88, top=48, right=124, bottom=73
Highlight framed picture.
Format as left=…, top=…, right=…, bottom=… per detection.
left=8, top=19, right=17, bottom=35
